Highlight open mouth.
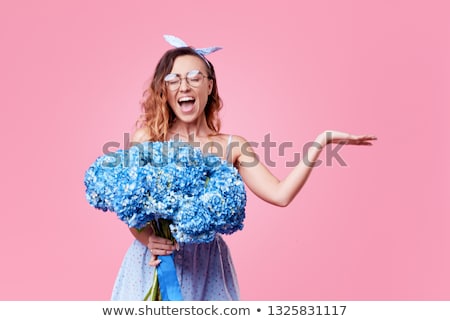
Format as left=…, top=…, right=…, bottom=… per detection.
left=178, top=96, right=196, bottom=113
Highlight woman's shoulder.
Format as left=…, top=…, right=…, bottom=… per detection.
left=213, top=133, right=253, bottom=164
left=213, top=133, right=247, bottom=145
left=131, top=127, right=151, bottom=143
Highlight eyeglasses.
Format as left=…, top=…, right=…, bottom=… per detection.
left=164, top=70, right=210, bottom=91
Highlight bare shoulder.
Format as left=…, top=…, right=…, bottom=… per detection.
left=215, top=134, right=256, bottom=166
left=229, top=134, right=248, bottom=145
left=211, top=133, right=246, bottom=143
left=131, top=127, right=150, bottom=143
left=225, top=134, right=254, bottom=150
left=211, top=133, right=248, bottom=148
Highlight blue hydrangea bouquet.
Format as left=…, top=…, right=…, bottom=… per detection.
left=84, top=140, right=246, bottom=300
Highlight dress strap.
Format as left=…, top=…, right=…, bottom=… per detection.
left=225, top=135, right=233, bottom=162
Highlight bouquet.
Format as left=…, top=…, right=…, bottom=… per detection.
left=84, top=140, right=246, bottom=300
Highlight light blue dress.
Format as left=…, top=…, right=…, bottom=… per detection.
left=111, top=235, right=239, bottom=301
left=111, top=136, right=241, bottom=301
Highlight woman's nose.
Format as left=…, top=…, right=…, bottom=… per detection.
left=179, top=77, right=190, bottom=91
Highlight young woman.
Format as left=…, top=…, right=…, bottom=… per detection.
left=111, top=38, right=376, bottom=301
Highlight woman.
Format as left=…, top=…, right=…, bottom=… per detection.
left=111, top=37, right=376, bottom=301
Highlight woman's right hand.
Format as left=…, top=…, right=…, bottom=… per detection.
left=147, top=232, right=178, bottom=267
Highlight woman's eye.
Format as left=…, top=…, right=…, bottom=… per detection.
left=189, top=77, right=201, bottom=83
left=164, top=74, right=178, bottom=82
left=187, top=70, right=201, bottom=77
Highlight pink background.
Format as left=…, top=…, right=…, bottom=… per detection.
left=1, top=0, right=449, bottom=300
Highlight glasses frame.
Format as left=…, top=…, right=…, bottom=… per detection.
left=164, top=70, right=210, bottom=91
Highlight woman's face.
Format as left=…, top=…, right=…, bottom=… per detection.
left=165, top=55, right=213, bottom=124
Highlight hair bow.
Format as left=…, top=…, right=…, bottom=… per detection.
left=163, top=34, right=222, bottom=56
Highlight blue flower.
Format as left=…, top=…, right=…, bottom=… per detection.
left=84, top=141, right=246, bottom=243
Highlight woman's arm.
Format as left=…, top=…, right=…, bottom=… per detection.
left=235, top=130, right=376, bottom=207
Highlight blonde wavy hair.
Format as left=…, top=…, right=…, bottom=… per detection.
left=137, top=47, right=223, bottom=141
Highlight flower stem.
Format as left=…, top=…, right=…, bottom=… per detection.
left=144, top=269, right=161, bottom=301
left=143, top=218, right=175, bottom=301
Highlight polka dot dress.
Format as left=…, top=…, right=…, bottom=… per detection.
left=111, top=136, right=240, bottom=301
left=111, top=235, right=240, bottom=301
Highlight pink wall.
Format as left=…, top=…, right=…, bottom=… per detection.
left=1, top=0, right=449, bottom=300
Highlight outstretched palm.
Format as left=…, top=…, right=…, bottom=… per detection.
left=319, top=130, right=377, bottom=146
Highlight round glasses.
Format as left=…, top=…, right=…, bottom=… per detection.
left=164, top=70, right=209, bottom=91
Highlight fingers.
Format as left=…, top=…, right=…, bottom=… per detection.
left=349, top=137, right=375, bottom=145
left=348, top=134, right=377, bottom=140
left=149, top=235, right=176, bottom=245
left=149, top=247, right=176, bottom=256
left=148, top=254, right=161, bottom=267
left=148, top=238, right=177, bottom=254
left=147, top=234, right=177, bottom=268
left=356, top=135, right=377, bottom=145
left=341, top=134, right=377, bottom=145
left=148, top=240, right=177, bottom=267
left=357, top=135, right=377, bottom=141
